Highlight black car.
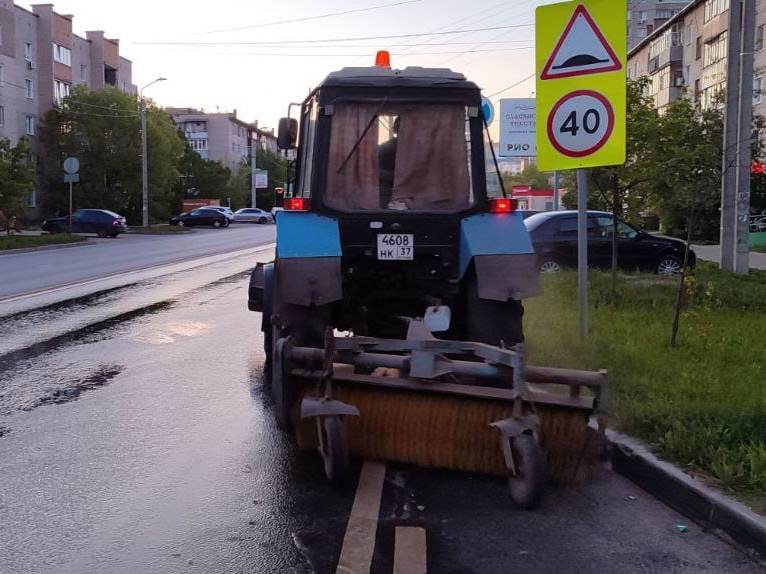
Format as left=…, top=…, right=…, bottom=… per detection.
left=170, top=208, right=230, bottom=228
left=524, top=211, right=695, bottom=275
left=42, top=209, right=128, bottom=238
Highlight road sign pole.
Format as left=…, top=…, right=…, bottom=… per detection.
left=553, top=171, right=560, bottom=210
left=68, top=181, right=73, bottom=235
left=577, top=168, right=588, bottom=341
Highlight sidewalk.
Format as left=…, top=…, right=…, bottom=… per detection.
left=693, top=244, right=766, bottom=270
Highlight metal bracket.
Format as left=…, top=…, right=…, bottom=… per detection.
left=300, top=396, right=360, bottom=419
left=490, top=415, right=540, bottom=475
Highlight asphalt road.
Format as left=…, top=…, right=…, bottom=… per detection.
left=0, top=224, right=276, bottom=300
left=0, top=254, right=760, bottom=574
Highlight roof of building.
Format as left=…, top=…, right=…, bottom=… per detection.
left=629, top=0, right=704, bottom=58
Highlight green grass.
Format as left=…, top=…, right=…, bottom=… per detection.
left=753, top=245, right=766, bottom=254
left=0, top=234, right=87, bottom=251
left=524, top=263, right=766, bottom=502
left=127, top=225, right=192, bottom=234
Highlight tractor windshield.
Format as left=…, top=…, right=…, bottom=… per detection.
left=324, top=103, right=473, bottom=212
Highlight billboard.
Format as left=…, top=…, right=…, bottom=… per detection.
left=499, top=98, right=536, bottom=158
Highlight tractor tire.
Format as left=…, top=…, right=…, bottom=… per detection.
left=465, top=272, right=524, bottom=348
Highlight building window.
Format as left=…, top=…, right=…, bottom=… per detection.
left=27, top=190, right=37, bottom=208
left=703, top=32, right=728, bottom=68
left=704, top=0, right=730, bottom=23
left=25, top=115, right=36, bottom=136
left=80, top=64, right=88, bottom=82
left=755, top=76, right=763, bottom=105
left=696, top=36, right=702, bottom=60
left=0, top=63, right=3, bottom=86
left=0, top=105, right=4, bottom=127
left=24, top=42, right=32, bottom=61
left=53, top=44, right=72, bottom=66
left=639, top=11, right=648, bottom=23
left=25, top=78, right=34, bottom=99
left=757, top=25, right=765, bottom=52
left=54, top=80, right=71, bottom=102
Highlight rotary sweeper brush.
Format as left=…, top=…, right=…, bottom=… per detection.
left=248, top=52, right=607, bottom=508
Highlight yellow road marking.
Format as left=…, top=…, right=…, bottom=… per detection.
left=336, top=461, right=387, bottom=574
left=393, top=527, right=427, bottom=574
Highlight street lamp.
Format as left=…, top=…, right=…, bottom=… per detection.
left=139, top=77, right=167, bottom=227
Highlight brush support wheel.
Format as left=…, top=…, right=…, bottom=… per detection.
left=320, top=415, right=351, bottom=486
left=507, top=432, right=545, bottom=509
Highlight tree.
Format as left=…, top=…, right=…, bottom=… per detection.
left=561, top=79, right=661, bottom=294
left=39, top=86, right=185, bottom=224
left=503, top=163, right=551, bottom=190
left=226, top=148, right=288, bottom=212
left=172, top=142, right=232, bottom=213
left=0, top=138, right=35, bottom=234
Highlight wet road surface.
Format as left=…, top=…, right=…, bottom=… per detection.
left=0, top=252, right=760, bottom=574
left=0, top=224, right=275, bottom=300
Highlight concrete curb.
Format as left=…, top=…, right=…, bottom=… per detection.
left=0, top=240, right=94, bottom=257
left=608, top=430, right=766, bottom=558
left=125, top=230, right=195, bottom=235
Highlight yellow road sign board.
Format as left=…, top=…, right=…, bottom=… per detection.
left=536, top=0, right=627, bottom=171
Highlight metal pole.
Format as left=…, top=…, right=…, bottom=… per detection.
left=68, top=180, right=73, bottom=234
left=251, top=140, right=257, bottom=210
left=735, top=0, right=755, bottom=275
left=576, top=168, right=588, bottom=341
left=553, top=171, right=560, bottom=210
left=720, top=0, right=743, bottom=271
left=141, top=98, right=149, bottom=227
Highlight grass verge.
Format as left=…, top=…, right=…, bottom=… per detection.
left=127, top=225, right=192, bottom=234
left=0, top=234, right=87, bottom=251
left=752, top=245, right=766, bottom=254
left=524, top=262, right=766, bottom=506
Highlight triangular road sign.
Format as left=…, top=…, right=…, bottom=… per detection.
left=541, top=4, right=622, bottom=80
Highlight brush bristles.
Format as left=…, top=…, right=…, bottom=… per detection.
left=295, top=383, right=600, bottom=485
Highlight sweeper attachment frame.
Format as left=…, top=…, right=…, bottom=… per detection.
left=272, top=320, right=606, bottom=509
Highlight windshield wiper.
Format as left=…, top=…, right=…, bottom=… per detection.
left=336, top=98, right=388, bottom=175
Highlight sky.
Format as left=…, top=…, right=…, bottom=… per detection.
left=19, top=0, right=550, bottom=131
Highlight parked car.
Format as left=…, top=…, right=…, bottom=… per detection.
left=233, top=208, right=274, bottom=224
left=169, top=208, right=230, bottom=228
left=205, top=206, right=235, bottom=221
left=524, top=210, right=695, bottom=275
left=42, top=209, right=128, bottom=238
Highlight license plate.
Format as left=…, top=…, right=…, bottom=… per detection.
left=377, top=234, right=414, bottom=260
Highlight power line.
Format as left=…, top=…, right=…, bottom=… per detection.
left=198, top=0, right=423, bottom=35
left=486, top=72, right=536, bottom=98
left=217, top=47, right=533, bottom=58
left=131, top=24, right=536, bottom=47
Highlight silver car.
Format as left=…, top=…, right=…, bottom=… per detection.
left=206, top=206, right=235, bottom=221
left=233, top=208, right=275, bottom=224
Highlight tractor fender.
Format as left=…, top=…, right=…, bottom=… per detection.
left=276, top=211, right=343, bottom=307
left=261, top=262, right=275, bottom=332
left=459, top=213, right=541, bottom=302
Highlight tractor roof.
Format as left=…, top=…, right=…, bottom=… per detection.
left=321, top=66, right=480, bottom=91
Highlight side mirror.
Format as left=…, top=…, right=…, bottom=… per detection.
left=277, top=118, right=298, bottom=150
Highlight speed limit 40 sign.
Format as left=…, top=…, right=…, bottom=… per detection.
left=536, top=0, right=626, bottom=170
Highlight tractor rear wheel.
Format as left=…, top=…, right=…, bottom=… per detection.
left=465, top=272, right=524, bottom=348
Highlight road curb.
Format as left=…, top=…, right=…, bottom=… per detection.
left=608, top=430, right=766, bottom=558
left=126, top=230, right=195, bottom=235
left=0, top=240, right=93, bottom=257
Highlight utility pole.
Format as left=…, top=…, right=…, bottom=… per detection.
left=251, top=141, right=257, bottom=210
left=139, top=77, right=167, bottom=228
left=140, top=98, right=149, bottom=227
left=735, top=0, right=755, bottom=274
left=720, top=0, right=743, bottom=271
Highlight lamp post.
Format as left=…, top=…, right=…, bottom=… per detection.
left=140, top=77, right=167, bottom=227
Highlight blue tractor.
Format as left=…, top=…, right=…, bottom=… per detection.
left=249, top=56, right=605, bottom=508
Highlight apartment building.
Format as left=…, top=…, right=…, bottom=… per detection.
left=167, top=107, right=278, bottom=172
left=0, top=1, right=136, bottom=209
left=628, top=0, right=766, bottom=115
left=628, top=0, right=690, bottom=49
